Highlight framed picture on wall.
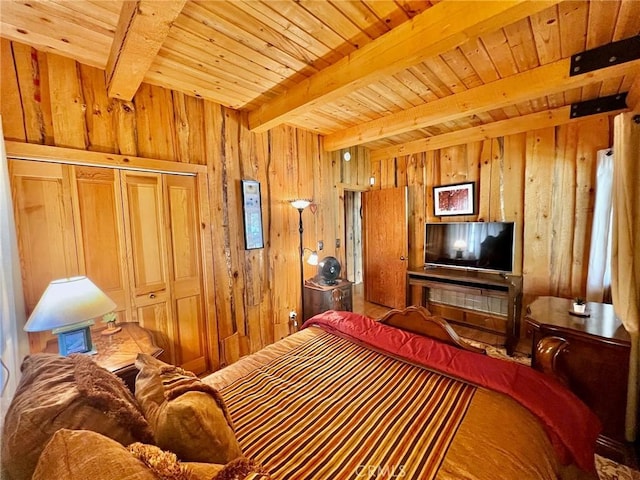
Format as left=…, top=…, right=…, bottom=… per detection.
left=241, top=179, right=264, bottom=250
left=433, top=182, right=476, bottom=216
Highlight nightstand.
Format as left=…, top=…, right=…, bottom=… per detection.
left=525, top=296, right=634, bottom=465
left=303, top=279, right=353, bottom=321
left=45, top=322, right=163, bottom=391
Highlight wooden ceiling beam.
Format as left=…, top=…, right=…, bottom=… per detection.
left=369, top=106, right=627, bottom=161
left=106, top=0, right=187, bottom=101
left=326, top=59, right=640, bottom=151
left=247, top=0, right=559, bottom=133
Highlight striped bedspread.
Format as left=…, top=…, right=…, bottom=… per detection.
left=219, top=330, right=538, bottom=480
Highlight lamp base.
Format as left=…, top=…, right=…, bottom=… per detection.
left=101, top=326, right=122, bottom=336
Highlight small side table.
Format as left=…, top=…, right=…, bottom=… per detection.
left=303, top=279, right=353, bottom=322
left=525, top=296, right=633, bottom=464
left=45, top=322, right=163, bottom=391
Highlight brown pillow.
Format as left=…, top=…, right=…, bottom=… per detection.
left=1, top=353, right=154, bottom=480
left=32, top=429, right=225, bottom=480
left=33, top=430, right=267, bottom=480
left=135, top=353, right=243, bottom=464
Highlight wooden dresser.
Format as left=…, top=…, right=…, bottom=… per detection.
left=303, top=279, right=353, bottom=321
left=525, top=296, right=634, bottom=464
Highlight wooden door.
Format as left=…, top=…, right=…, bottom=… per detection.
left=120, top=171, right=175, bottom=364
left=71, top=166, right=131, bottom=322
left=362, top=186, right=408, bottom=309
left=9, top=160, right=79, bottom=352
left=164, top=175, right=208, bottom=374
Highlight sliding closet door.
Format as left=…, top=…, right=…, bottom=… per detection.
left=72, top=166, right=131, bottom=322
left=9, top=160, right=78, bottom=352
left=121, top=171, right=175, bottom=364
left=164, top=175, right=208, bottom=374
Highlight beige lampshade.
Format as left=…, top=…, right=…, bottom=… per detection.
left=290, top=199, right=311, bottom=210
left=24, top=276, right=117, bottom=332
left=307, top=250, right=319, bottom=266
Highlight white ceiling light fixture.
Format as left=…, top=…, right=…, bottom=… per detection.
left=342, top=150, right=351, bottom=162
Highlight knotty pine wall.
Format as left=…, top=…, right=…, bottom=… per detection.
left=372, top=115, right=612, bottom=308
left=0, top=40, right=371, bottom=368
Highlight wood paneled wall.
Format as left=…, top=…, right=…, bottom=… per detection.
left=1, top=40, right=370, bottom=368
left=372, top=116, right=612, bottom=307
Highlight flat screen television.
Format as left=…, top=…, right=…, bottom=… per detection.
left=424, top=221, right=515, bottom=274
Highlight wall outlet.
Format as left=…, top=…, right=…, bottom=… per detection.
left=289, top=311, right=297, bottom=320
left=317, top=240, right=324, bottom=251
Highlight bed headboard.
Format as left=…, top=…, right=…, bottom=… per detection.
left=377, top=306, right=486, bottom=355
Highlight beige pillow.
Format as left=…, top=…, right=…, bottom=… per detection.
left=1, top=353, right=154, bottom=480
left=32, top=429, right=226, bottom=480
left=135, top=354, right=243, bottom=464
left=33, top=430, right=267, bottom=480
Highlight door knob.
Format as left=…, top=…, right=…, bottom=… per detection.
left=400, top=256, right=406, bottom=261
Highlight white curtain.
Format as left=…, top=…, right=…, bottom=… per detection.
left=586, top=148, right=613, bottom=303
left=611, top=112, right=640, bottom=441
left=0, top=118, right=29, bottom=427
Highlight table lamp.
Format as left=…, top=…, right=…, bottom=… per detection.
left=24, top=276, right=117, bottom=355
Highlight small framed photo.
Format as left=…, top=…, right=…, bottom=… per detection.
left=58, top=326, right=94, bottom=356
left=241, top=179, right=264, bottom=250
left=433, top=182, right=476, bottom=216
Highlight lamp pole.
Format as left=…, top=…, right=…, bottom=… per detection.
left=296, top=206, right=305, bottom=324
left=290, top=199, right=311, bottom=328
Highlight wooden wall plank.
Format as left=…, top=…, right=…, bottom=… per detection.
left=79, top=64, right=117, bottom=153
left=502, top=133, right=526, bottom=275
left=134, top=83, right=177, bottom=161
left=0, top=39, right=26, bottom=141
left=113, top=100, right=138, bottom=156
left=523, top=127, right=556, bottom=302
left=11, top=43, right=47, bottom=144
left=47, top=53, right=88, bottom=149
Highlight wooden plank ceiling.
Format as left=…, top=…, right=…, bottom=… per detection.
left=1, top=0, right=639, bottom=154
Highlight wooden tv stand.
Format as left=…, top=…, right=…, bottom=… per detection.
left=406, top=268, right=523, bottom=355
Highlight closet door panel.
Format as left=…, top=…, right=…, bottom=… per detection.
left=72, top=166, right=130, bottom=320
left=165, top=175, right=207, bottom=374
left=10, top=160, right=78, bottom=352
left=121, top=171, right=175, bottom=364
left=124, top=173, right=167, bottom=296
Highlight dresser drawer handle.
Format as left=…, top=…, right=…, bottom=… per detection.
left=149, top=293, right=156, bottom=299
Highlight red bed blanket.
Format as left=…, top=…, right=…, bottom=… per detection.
left=303, top=310, right=601, bottom=472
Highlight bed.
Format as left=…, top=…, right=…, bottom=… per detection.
left=203, top=306, right=601, bottom=480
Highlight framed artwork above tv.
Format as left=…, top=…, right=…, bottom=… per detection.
left=433, top=182, right=475, bottom=216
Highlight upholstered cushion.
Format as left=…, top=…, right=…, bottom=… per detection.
left=1, top=353, right=154, bottom=480
left=32, top=429, right=226, bottom=480
left=33, top=430, right=267, bottom=480
left=135, top=354, right=243, bottom=464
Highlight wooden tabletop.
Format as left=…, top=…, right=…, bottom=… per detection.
left=45, top=322, right=163, bottom=374
left=525, top=296, right=630, bottom=346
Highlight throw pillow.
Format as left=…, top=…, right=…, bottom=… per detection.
left=1, top=353, right=154, bottom=480
left=32, top=429, right=268, bottom=480
left=135, top=353, right=243, bottom=464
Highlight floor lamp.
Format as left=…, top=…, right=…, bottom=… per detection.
left=291, top=199, right=311, bottom=324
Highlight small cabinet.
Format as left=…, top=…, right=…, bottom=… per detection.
left=525, top=296, right=633, bottom=463
left=303, top=280, right=353, bottom=321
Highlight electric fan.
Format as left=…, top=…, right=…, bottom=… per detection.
left=316, top=256, right=341, bottom=285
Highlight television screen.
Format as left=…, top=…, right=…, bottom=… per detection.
left=424, top=221, right=515, bottom=273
